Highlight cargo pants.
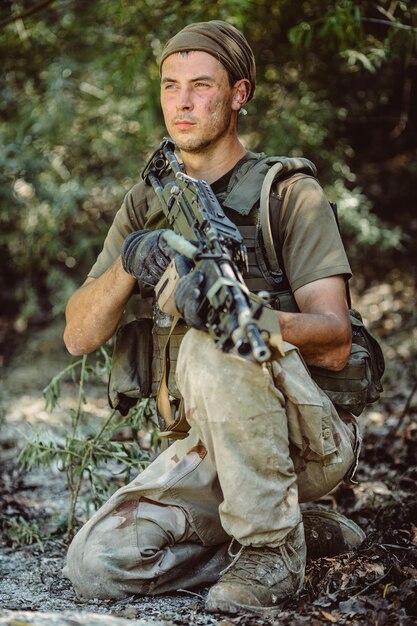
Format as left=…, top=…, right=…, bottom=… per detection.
left=63, top=329, right=359, bottom=599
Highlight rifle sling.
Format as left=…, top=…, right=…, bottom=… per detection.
left=156, top=316, right=189, bottom=440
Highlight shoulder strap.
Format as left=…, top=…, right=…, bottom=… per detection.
left=259, top=157, right=317, bottom=274
left=260, top=163, right=353, bottom=308
left=259, top=162, right=285, bottom=274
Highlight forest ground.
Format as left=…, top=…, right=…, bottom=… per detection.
left=0, top=268, right=416, bottom=626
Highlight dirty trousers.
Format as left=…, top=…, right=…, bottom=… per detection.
left=64, top=330, right=358, bottom=599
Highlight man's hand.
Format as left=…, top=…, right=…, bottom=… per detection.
left=174, top=267, right=209, bottom=331
left=121, top=229, right=173, bottom=286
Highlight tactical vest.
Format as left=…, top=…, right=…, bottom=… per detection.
left=147, top=153, right=317, bottom=399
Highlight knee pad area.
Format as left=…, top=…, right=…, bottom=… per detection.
left=136, top=500, right=194, bottom=553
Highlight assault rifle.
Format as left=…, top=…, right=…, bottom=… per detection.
left=142, top=137, right=282, bottom=364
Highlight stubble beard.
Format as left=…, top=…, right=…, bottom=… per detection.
left=170, top=100, right=234, bottom=155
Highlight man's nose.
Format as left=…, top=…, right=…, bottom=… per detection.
left=177, top=87, right=193, bottom=110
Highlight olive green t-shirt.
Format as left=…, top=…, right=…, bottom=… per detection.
left=88, top=170, right=351, bottom=292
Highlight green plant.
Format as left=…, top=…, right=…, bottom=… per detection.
left=18, top=348, right=156, bottom=541
left=2, top=516, right=45, bottom=551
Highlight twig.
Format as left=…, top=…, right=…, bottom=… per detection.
left=362, top=18, right=417, bottom=32
left=44, top=358, right=84, bottom=387
left=395, top=379, right=417, bottom=433
left=379, top=543, right=414, bottom=550
left=66, top=409, right=118, bottom=542
left=71, top=354, right=87, bottom=437
left=0, top=0, right=56, bottom=27
left=353, top=569, right=390, bottom=597
left=176, top=589, right=206, bottom=599
left=66, top=353, right=88, bottom=540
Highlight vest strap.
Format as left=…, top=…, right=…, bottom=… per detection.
left=259, top=161, right=317, bottom=277
left=259, top=161, right=285, bottom=274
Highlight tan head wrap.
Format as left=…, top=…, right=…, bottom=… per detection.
left=159, top=20, right=256, bottom=101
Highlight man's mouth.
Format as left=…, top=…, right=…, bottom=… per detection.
left=174, top=120, right=195, bottom=129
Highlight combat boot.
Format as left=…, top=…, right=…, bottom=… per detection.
left=302, top=507, right=366, bottom=559
left=205, top=522, right=306, bottom=614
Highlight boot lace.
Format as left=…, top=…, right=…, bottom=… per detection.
left=218, top=537, right=304, bottom=585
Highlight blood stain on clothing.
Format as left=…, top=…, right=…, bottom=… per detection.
left=185, top=407, right=196, bottom=423
left=188, top=443, right=207, bottom=459
left=112, top=499, right=139, bottom=529
left=274, top=371, right=286, bottom=386
left=294, top=459, right=307, bottom=474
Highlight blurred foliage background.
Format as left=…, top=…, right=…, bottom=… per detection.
left=0, top=0, right=416, bottom=356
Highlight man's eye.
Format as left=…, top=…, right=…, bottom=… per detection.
left=195, top=82, right=210, bottom=88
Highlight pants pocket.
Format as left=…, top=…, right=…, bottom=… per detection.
left=272, top=344, right=338, bottom=458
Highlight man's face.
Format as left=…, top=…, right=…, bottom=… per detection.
left=160, top=50, right=236, bottom=154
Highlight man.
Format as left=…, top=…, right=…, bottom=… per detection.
left=63, top=20, right=364, bottom=613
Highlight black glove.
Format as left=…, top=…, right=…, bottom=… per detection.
left=174, top=268, right=209, bottom=331
left=121, top=229, right=172, bottom=286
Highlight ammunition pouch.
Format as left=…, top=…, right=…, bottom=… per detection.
left=270, top=289, right=385, bottom=415
left=309, top=309, right=385, bottom=416
left=107, top=318, right=153, bottom=416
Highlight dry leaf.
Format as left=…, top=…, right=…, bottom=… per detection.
left=321, top=610, right=338, bottom=622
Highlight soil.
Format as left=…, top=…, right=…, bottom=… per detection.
left=1, top=269, right=416, bottom=626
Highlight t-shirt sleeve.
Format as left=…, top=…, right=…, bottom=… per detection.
left=278, top=175, right=352, bottom=292
left=88, top=182, right=148, bottom=279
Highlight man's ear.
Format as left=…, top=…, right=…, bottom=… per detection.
left=231, top=79, right=251, bottom=111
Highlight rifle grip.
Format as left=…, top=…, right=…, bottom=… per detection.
left=155, top=260, right=181, bottom=317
